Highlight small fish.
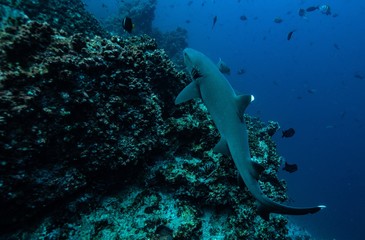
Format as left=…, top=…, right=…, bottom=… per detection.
left=283, top=162, right=298, bottom=173
left=307, top=89, right=317, bottom=94
left=333, top=43, right=340, bottom=50
left=240, top=15, right=247, bottom=21
left=274, top=17, right=283, bottom=23
left=122, top=17, right=134, bottom=33
left=282, top=128, right=295, bottom=138
left=237, top=68, right=246, bottom=75
left=217, top=58, right=231, bottom=75
left=212, top=16, right=217, bottom=30
left=298, top=8, right=305, bottom=17
left=354, top=73, right=364, bottom=79
left=319, top=4, right=331, bottom=15
left=287, top=30, right=295, bottom=40
left=306, top=6, right=319, bottom=12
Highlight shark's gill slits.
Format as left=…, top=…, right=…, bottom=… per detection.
left=191, top=67, right=202, bottom=80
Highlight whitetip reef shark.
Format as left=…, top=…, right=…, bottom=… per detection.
left=175, top=48, right=326, bottom=220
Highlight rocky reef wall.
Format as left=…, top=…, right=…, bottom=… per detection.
left=0, top=0, right=107, bottom=37
left=0, top=1, right=293, bottom=239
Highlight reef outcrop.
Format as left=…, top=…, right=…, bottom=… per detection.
left=0, top=0, right=107, bottom=37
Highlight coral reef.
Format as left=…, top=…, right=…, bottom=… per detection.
left=101, top=0, right=188, bottom=67
left=0, top=0, right=107, bottom=37
left=0, top=4, right=29, bottom=30
left=286, top=222, right=313, bottom=240
left=0, top=19, right=183, bottom=231
left=104, top=0, right=157, bottom=35
left=1, top=3, right=292, bottom=239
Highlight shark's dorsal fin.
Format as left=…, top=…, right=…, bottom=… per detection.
left=235, top=95, right=254, bottom=120
left=175, top=82, right=201, bottom=105
left=213, top=137, right=230, bottom=155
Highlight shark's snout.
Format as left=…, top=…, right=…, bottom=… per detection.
left=183, top=49, right=192, bottom=66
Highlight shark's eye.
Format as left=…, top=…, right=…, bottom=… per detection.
left=191, top=67, right=202, bottom=80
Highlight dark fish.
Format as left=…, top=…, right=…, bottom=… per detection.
left=283, top=162, right=298, bottom=173
left=282, top=128, right=295, bottom=138
left=240, top=15, right=247, bottom=21
left=354, top=74, right=364, bottom=80
left=217, top=58, right=231, bottom=75
left=306, top=6, right=319, bottom=12
left=274, top=17, right=283, bottom=23
left=212, top=16, right=217, bottom=30
left=333, top=43, right=340, bottom=50
left=307, top=88, right=317, bottom=94
left=287, top=30, right=295, bottom=40
left=298, top=8, right=305, bottom=17
left=122, top=17, right=134, bottom=33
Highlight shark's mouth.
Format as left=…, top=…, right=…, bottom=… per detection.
left=183, top=50, right=202, bottom=80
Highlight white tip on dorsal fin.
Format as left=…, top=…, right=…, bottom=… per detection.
left=175, top=82, right=201, bottom=105
left=235, top=94, right=254, bottom=117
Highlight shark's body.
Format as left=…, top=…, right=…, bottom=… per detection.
left=175, top=48, right=325, bottom=220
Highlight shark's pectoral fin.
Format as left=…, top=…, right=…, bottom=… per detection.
left=175, top=82, right=201, bottom=105
left=213, top=138, right=230, bottom=155
left=235, top=94, right=254, bottom=120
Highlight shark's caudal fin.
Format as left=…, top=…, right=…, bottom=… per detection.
left=256, top=197, right=326, bottom=220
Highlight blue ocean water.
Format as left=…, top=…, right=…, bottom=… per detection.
left=86, top=1, right=365, bottom=239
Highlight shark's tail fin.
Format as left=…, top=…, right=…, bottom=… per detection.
left=256, top=197, right=326, bottom=220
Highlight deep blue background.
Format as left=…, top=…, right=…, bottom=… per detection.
left=85, top=0, right=365, bottom=239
